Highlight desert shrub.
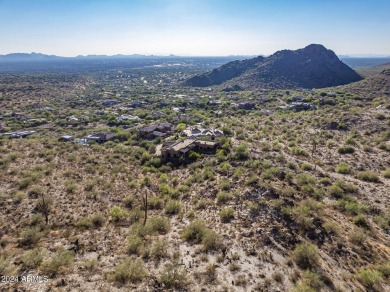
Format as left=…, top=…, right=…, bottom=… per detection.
left=374, top=210, right=390, bottom=230
left=202, top=229, right=223, bottom=252
left=292, top=282, right=316, bottom=292
left=159, top=183, right=171, bottom=195
left=349, top=230, right=367, bottom=245
left=91, top=213, right=105, bottom=228
left=233, top=143, right=249, bottom=160
left=291, top=147, right=308, bottom=156
left=338, top=146, right=355, bottom=154
left=76, top=216, right=92, bottom=229
left=129, top=208, right=143, bottom=224
left=216, top=191, right=232, bottom=204
left=123, top=195, right=136, bottom=208
left=27, top=185, right=44, bottom=198
left=219, top=207, right=234, bottom=223
left=111, top=257, right=147, bottom=283
left=382, top=168, right=390, bottom=178
left=158, top=263, right=188, bottom=289
left=65, top=181, right=77, bottom=193
left=196, top=198, right=208, bottom=210
left=328, top=184, right=344, bottom=198
left=261, top=167, right=280, bottom=180
left=219, top=179, right=231, bottom=191
left=337, top=198, right=368, bottom=215
left=144, top=216, right=170, bottom=235
left=21, top=248, right=44, bottom=269
left=356, top=171, right=380, bottom=183
left=127, top=235, right=144, bottom=255
left=374, top=262, right=390, bottom=279
left=40, top=249, right=74, bottom=277
left=165, top=200, right=182, bottom=215
left=353, top=215, right=370, bottom=228
left=148, top=196, right=163, bottom=209
left=182, top=219, right=208, bottom=243
left=335, top=162, right=351, bottom=174
left=292, top=242, right=319, bottom=270
left=19, top=228, right=40, bottom=248
left=357, top=269, right=382, bottom=288
left=0, top=256, right=12, bottom=275
left=296, top=173, right=316, bottom=187
left=322, top=221, right=340, bottom=235
left=19, top=177, right=32, bottom=189
left=110, top=206, right=129, bottom=222
left=150, top=239, right=169, bottom=260
left=300, top=162, right=313, bottom=171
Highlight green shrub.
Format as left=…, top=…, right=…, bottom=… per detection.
left=127, top=235, right=144, bottom=255
left=110, top=206, right=129, bottom=222
left=76, top=216, right=92, bottom=229
left=111, top=257, right=147, bottom=283
left=144, top=216, right=170, bottom=235
left=349, top=230, right=367, bottom=245
left=300, top=162, right=313, bottom=171
left=322, top=221, right=340, bottom=235
left=353, top=215, right=370, bottom=228
left=356, top=171, right=380, bottom=183
left=234, top=143, right=249, bottom=160
left=165, top=200, right=182, bottom=215
left=150, top=239, right=169, bottom=260
left=335, top=162, right=351, bottom=174
left=292, top=242, right=319, bottom=270
left=182, top=219, right=208, bottom=243
left=216, top=191, right=232, bottom=204
left=291, top=147, right=308, bottom=157
left=21, top=248, right=44, bottom=269
left=65, top=181, right=77, bottom=193
left=123, top=195, right=136, bottom=208
left=91, top=213, right=105, bottom=228
left=382, top=168, right=390, bottom=178
left=357, top=269, right=382, bottom=288
left=202, top=229, right=223, bottom=251
left=158, top=263, right=188, bottom=289
left=19, top=228, right=40, bottom=248
left=40, top=249, right=74, bottom=277
left=338, top=146, right=355, bottom=154
left=148, top=196, right=163, bottom=209
left=219, top=207, right=234, bottom=223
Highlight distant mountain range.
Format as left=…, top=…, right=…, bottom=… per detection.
left=184, top=44, right=363, bottom=89
left=0, top=52, right=251, bottom=62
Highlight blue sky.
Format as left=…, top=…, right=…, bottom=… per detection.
left=0, top=0, right=389, bottom=56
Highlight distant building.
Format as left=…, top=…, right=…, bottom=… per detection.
left=138, top=123, right=175, bottom=140
left=4, top=130, right=36, bottom=139
left=58, top=135, right=75, bottom=142
left=237, top=101, right=256, bottom=110
left=156, top=138, right=220, bottom=161
left=182, top=127, right=223, bottom=140
left=288, top=102, right=316, bottom=111
left=84, top=132, right=115, bottom=144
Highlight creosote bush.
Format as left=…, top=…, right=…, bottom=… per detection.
left=111, top=257, right=147, bottom=283
left=292, top=242, right=319, bottom=270
left=40, top=249, right=74, bottom=277
left=219, top=207, right=234, bottom=223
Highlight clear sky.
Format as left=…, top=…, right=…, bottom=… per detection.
left=0, top=0, right=389, bottom=56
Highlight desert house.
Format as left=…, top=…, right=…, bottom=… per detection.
left=138, top=123, right=176, bottom=140
left=156, top=138, right=220, bottom=161
left=83, top=132, right=115, bottom=144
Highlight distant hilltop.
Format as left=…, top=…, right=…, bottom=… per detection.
left=184, top=44, right=363, bottom=89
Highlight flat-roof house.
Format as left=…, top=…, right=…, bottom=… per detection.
left=138, top=123, right=175, bottom=140
left=84, top=132, right=115, bottom=144
left=58, top=135, right=75, bottom=142
left=156, top=138, right=220, bottom=161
